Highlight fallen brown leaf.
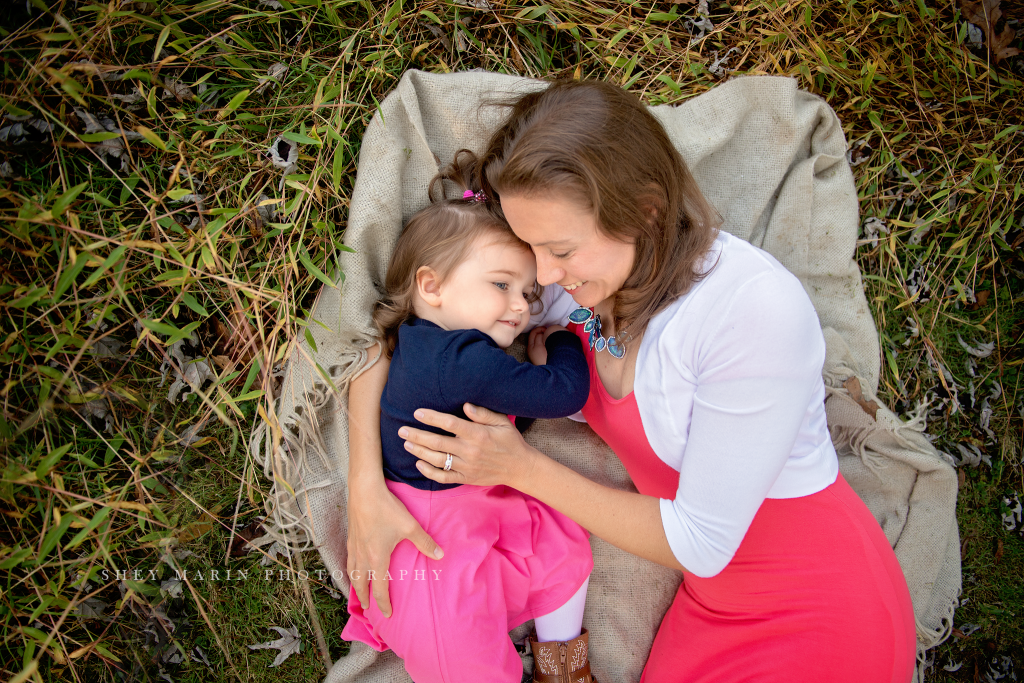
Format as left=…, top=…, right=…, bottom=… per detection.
left=960, top=0, right=1021, bottom=64
left=967, top=289, right=990, bottom=310
left=178, top=519, right=217, bottom=543
left=843, top=376, right=880, bottom=419
left=994, top=537, right=1003, bottom=564
left=213, top=307, right=257, bottom=364
left=229, top=518, right=266, bottom=557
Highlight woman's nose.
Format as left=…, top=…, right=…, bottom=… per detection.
left=533, top=253, right=564, bottom=287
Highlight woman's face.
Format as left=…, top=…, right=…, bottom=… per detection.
left=501, top=193, right=635, bottom=311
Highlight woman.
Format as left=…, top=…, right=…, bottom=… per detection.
left=347, top=79, right=917, bottom=682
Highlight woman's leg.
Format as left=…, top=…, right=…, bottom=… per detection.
left=533, top=576, right=589, bottom=641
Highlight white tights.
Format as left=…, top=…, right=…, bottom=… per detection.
left=533, top=576, right=589, bottom=642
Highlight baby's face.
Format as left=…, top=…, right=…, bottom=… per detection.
left=434, top=235, right=538, bottom=348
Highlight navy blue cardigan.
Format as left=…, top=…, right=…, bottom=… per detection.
left=380, top=318, right=590, bottom=491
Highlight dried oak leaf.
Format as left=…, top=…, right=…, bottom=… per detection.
left=843, top=376, right=880, bottom=420
left=960, top=0, right=1021, bottom=64
left=229, top=518, right=267, bottom=557
left=75, top=597, right=110, bottom=620
left=213, top=307, right=257, bottom=364
left=967, top=289, right=990, bottom=310
left=248, top=625, right=302, bottom=667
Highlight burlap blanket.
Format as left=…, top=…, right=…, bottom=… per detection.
left=249, top=70, right=960, bottom=683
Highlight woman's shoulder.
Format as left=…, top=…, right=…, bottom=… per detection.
left=646, top=231, right=820, bottom=351
left=707, top=231, right=802, bottom=289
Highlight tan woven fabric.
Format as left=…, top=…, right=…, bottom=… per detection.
left=249, top=70, right=960, bottom=683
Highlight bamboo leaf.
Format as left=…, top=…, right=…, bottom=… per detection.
left=153, top=25, right=171, bottom=62
left=282, top=130, right=321, bottom=146
left=64, top=506, right=113, bottom=550
left=217, top=89, right=251, bottom=120
left=52, top=182, right=88, bottom=216
left=35, top=443, right=73, bottom=479
left=54, top=252, right=89, bottom=299
left=36, top=514, right=75, bottom=564
left=135, top=125, right=168, bottom=150
left=80, top=131, right=121, bottom=142
left=181, top=292, right=209, bottom=317
left=296, top=246, right=337, bottom=289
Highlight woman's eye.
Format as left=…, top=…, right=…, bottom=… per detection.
left=552, top=251, right=571, bottom=259
left=493, top=282, right=509, bottom=291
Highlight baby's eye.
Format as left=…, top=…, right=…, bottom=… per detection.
left=493, top=282, right=509, bottom=291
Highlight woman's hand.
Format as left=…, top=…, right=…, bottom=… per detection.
left=401, top=403, right=539, bottom=488
left=347, top=475, right=443, bottom=618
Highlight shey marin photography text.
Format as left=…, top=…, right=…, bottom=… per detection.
left=99, top=567, right=443, bottom=583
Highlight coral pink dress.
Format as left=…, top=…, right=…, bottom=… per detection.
left=568, top=321, right=917, bottom=683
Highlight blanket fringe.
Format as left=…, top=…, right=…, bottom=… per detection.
left=824, top=383, right=934, bottom=479
left=249, top=339, right=381, bottom=555
left=915, top=598, right=958, bottom=682
left=829, top=423, right=890, bottom=477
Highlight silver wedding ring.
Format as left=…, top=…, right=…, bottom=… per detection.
left=443, top=453, right=453, bottom=471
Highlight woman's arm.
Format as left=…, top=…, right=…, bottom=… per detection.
left=404, top=264, right=830, bottom=579
left=399, top=405, right=685, bottom=571
left=347, top=342, right=443, bottom=618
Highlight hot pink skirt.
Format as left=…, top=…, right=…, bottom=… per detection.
left=342, top=480, right=593, bottom=682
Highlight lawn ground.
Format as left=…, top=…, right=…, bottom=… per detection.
left=0, top=0, right=1021, bottom=681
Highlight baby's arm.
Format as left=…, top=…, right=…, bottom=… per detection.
left=347, top=343, right=441, bottom=617
left=441, top=329, right=589, bottom=420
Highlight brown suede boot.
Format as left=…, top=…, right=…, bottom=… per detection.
left=529, top=628, right=595, bottom=683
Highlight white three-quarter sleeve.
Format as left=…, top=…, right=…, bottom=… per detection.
left=658, top=267, right=829, bottom=578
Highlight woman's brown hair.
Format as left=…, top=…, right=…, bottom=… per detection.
left=373, top=151, right=540, bottom=358
left=479, top=79, right=720, bottom=341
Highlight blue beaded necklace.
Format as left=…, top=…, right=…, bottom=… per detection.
left=568, top=307, right=628, bottom=359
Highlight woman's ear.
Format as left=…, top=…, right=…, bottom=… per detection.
left=640, top=186, right=663, bottom=228
left=415, top=266, right=443, bottom=308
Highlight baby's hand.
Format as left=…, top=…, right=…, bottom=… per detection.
left=527, top=325, right=569, bottom=365
left=528, top=327, right=548, bottom=365
left=543, top=324, right=569, bottom=341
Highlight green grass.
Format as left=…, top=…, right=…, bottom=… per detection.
left=0, top=0, right=1020, bottom=681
